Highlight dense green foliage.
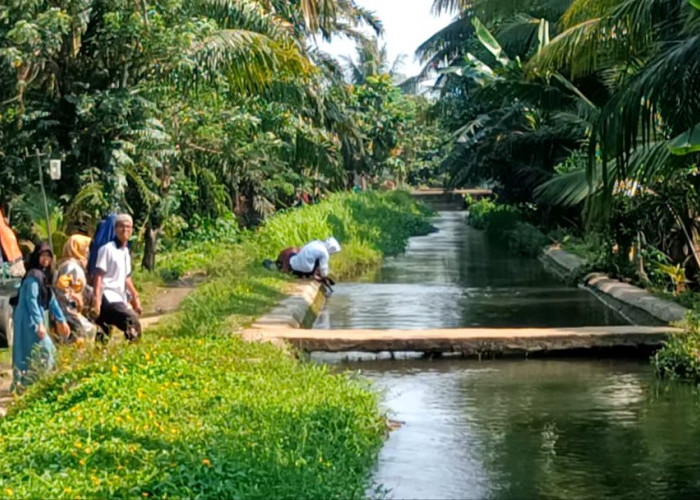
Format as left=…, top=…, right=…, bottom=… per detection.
left=0, top=191, right=432, bottom=498
left=420, top=0, right=700, bottom=294
left=0, top=0, right=442, bottom=270
left=149, top=190, right=434, bottom=282
left=467, top=198, right=548, bottom=256
left=654, top=313, right=700, bottom=383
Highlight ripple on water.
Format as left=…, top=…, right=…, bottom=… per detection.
left=313, top=212, right=700, bottom=499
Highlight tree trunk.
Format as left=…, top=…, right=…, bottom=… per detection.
left=142, top=222, right=158, bottom=271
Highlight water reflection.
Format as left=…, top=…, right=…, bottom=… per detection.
left=312, top=211, right=700, bottom=498
left=315, top=212, right=628, bottom=329
left=351, top=358, right=700, bottom=499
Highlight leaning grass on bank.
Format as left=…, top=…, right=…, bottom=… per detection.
left=654, top=312, right=700, bottom=383
left=0, top=191, right=433, bottom=498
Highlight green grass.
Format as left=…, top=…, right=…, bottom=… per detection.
left=0, top=348, right=10, bottom=371
left=0, top=190, right=433, bottom=498
left=0, top=336, right=385, bottom=498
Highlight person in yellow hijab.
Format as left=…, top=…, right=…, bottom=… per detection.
left=53, top=234, right=96, bottom=343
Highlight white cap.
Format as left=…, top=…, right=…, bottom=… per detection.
left=324, top=237, right=341, bottom=255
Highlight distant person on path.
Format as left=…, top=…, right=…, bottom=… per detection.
left=91, top=214, right=142, bottom=342
left=54, top=234, right=96, bottom=344
left=11, top=242, right=69, bottom=391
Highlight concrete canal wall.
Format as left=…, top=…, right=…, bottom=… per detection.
left=241, top=218, right=688, bottom=355
left=540, top=246, right=689, bottom=325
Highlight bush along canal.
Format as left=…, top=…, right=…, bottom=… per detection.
left=0, top=191, right=434, bottom=499
left=313, top=210, right=700, bottom=499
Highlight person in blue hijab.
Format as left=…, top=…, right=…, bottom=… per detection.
left=11, top=242, right=69, bottom=391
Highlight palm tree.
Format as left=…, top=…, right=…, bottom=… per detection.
left=342, top=37, right=405, bottom=85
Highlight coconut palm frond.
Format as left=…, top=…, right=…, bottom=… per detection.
left=416, top=16, right=473, bottom=63
left=527, top=18, right=618, bottom=78
left=535, top=167, right=595, bottom=206
left=598, top=35, right=700, bottom=160
left=497, top=13, right=542, bottom=55
left=300, top=0, right=338, bottom=34
left=431, top=0, right=468, bottom=15
left=560, top=0, right=618, bottom=27
left=184, top=29, right=310, bottom=92
left=348, top=4, right=383, bottom=35
left=196, top=0, right=292, bottom=38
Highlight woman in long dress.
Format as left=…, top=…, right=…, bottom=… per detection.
left=11, top=242, right=69, bottom=391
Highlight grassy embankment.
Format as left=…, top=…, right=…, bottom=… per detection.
left=0, top=191, right=434, bottom=498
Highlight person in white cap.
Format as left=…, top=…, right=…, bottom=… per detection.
left=286, top=237, right=341, bottom=284
left=91, top=213, right=142, bottom=341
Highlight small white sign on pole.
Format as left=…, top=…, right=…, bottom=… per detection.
left=49, top=159, right=61, bottom=180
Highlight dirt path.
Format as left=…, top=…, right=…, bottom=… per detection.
left=0, top=284, right=196, bottom=418
left=142, top=285, right=195, bottom=317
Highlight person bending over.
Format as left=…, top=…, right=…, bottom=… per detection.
left=287, top=237, right=341, bottom=286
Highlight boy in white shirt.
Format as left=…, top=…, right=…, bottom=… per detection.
left=91, top=214, right=142, bottom=341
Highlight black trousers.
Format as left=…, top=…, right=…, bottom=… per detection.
left=96, top=298, right=141, bottom=341
left=291, top=258, right=320, bottom=279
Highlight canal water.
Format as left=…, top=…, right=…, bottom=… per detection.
left=314, top=212, right=627, bottom=329
left=313, top=212, right=700, bottom=499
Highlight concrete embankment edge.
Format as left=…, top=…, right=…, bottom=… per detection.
left=540, top=246, right=689, bottom=325
left=241, top=280, right=326, bottom=348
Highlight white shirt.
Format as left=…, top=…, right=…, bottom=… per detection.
left=95, top=241, right=131, bottom=303
left=289, top=240, right=330, bottom=277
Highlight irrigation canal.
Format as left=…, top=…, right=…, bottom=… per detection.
left=312, top=210, right=700, bottom=499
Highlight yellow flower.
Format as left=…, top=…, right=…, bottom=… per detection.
left=201, top=458, right=211, bottom=467
left=111, top=365, right=118, bottom=374
left=75, top=441, right=82, bottom=449
left=5, top=488, right=13, bottom=497
left=84, top=447, right=92, bottom=454
left=64, top=487, right=72, bottom=494
left=79, top=459, right=86, bottom=466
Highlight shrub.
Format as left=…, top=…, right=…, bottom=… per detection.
left=507, top=222, right=550, bottom=257
left=468, top=199, right=548, bottom=256
left=466, top=198, right=496, bottom=229
left=653, top=312, right=700, bottom=382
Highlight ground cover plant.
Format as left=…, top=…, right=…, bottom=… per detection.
left=0, top=191, right=433, bottom=498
